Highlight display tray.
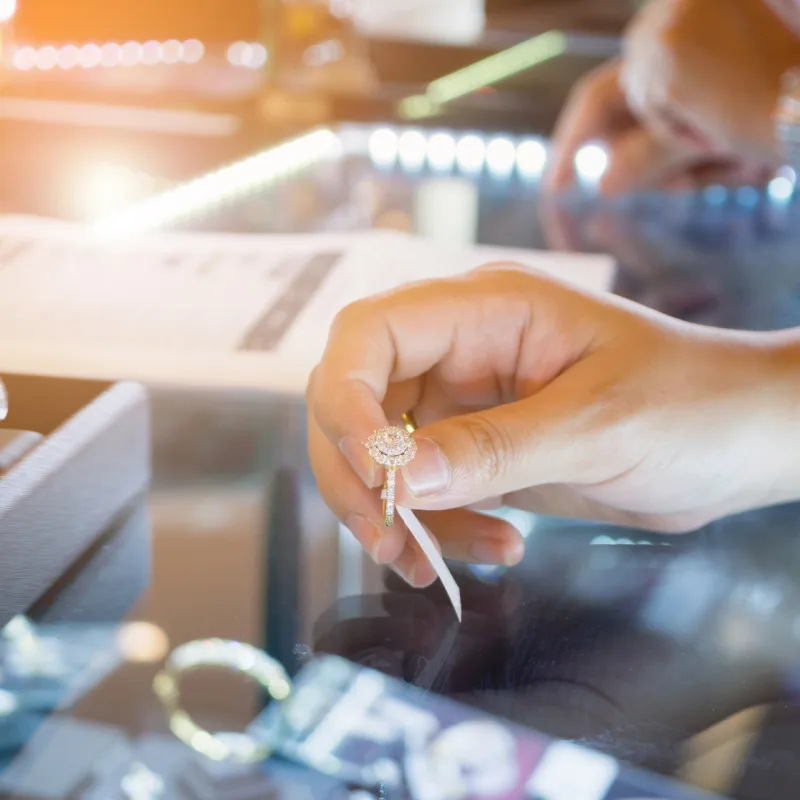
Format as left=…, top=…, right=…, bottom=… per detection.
left=0, top=374, right=150, bottom=627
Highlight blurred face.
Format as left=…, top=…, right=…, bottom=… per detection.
left=764, top=0, right=800, bottom=36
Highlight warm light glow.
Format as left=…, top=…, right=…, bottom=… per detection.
left=427, top=132, right=457, bottom=171
left=574, top=142, right=609, bottom=185
left=368, top=127, right=399, bottom=168
left=516, top=138, right=547, bottom=178
left=100, top=42, right=122, bottom=67
left=57, top=45, right=79, bottom=70
left=486, top=137, right=516, bottom=177
left=227, top=41, right=268, bottom=68
left=116, top=621, right=170, bottom=664
left=93, top=128, right=342, bottom=236
left=398, top=130, right=427, bottom=171
left=227, top=41, right=246, bottom=64
left=35, top=46, right=58, bottom=70
left=0, top=0, right=16, bottom=24
left=121, top=41, right=142, bottom=66
left=141, top=40, right=163, bottom=66
left=456, top=134, right=486, bottom=173
left=76, top=162, right=155, bottom=220
left=11, top=46, right=36, bottom=71
left=162, top=39, right=183, bottom=64
left=77, top=43, right=102, bottom=69
left=182, top=39, right=204, bottom=64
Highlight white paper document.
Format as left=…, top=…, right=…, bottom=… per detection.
left=0, top=216, right=615, bottom=393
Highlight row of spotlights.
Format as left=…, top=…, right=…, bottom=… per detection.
left=9, top=40, right=205, bottom=71
left=368, top=128, right=612, bottom=184
left=368, top=127, right=550, bottom=179
left=226, top=42, right=268, bottom=69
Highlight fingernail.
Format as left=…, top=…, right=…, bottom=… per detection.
left=472, top=536, right=525, bottom=567
left=345, top=514, right=386, bottom=564
left=471, top=539, right=509, bottom=566
left=340, top=437, right=376, bottom=487
left=391, top=561, right=417, bottom=587
left=504, top=536, right=526, bottom=567
left=402, top=438, right=451, bottom=498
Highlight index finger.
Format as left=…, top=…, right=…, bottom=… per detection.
left=308, top=269, right=535, bottom=479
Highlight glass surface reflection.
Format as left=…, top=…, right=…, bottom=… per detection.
left=314, top=514, right=800, bottom=798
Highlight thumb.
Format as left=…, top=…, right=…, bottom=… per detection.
left=398, top=384, right=598, bottom=511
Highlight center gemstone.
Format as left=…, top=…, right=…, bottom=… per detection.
left=365, top=426, right=418, bottom=468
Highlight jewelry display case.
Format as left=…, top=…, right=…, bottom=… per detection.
left=0, top=375, right=150, bottom=627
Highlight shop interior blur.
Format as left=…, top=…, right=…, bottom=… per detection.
left=9, top=3, right=800, bottom=799
left=0, top=0, right=629, bottom=232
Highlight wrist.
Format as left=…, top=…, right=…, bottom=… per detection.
left=751, top=331, right=800, bottom=508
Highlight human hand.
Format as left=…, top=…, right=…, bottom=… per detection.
left=542, top=0, right=800, bottom=249
left=621, top=0, right=798, bottom=162
left=307, top=266, right=800, bottom=586
left=541, top=61, right=756, bottom=250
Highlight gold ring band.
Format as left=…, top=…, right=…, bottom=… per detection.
left=401, top=410, right=418, bottom=433
left=365, top=426, right=418, bottom=527
left=153, top=639, right=292, bottom=763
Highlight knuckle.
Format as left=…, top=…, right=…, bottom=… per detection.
left=459, top=415, right=515, bottom=485
left=330, top=299, right=365, bottom=335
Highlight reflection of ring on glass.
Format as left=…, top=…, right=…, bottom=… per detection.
left=0, top=378, right=7, bottom=422
left=153, top=638, right=292, bottom=763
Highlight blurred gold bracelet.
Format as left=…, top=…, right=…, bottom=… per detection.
left=153, top=639, right=292, bottom=764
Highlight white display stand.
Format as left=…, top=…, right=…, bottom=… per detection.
left=352, top=0, right=485, bottom=45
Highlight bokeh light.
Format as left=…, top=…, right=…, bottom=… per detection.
left=516, top=138, right=548, bottom=178
left=56, top=45, right=79, bottom=70
left=368, top=127, right=399, bottom=168
left=427, top=132, right=457, bottom=172
left=120, top=41, right=142, bottom=66
left=100, top=42, right=122, bottom=67
left=141, top=40, right=163, bottom=66
left=398, top=130, right=427, bottom=171
left=116, top=621, right=170, bottom=663
left=77, top=43, right=102, bottom=69
left=574, top=143, right=609, bottom=185
left=162, top=39, right=183, bottom=64
left=455, top=134, right=486, bottom=174
left=182, top=39, right=204, bottom=64
left=35, top=46, right=58, bottom=70
left=768, top=175, right=794, bottom=204
left=485, top=137, right=516, bottom=177
left=11, top=46, right=36, bottom=71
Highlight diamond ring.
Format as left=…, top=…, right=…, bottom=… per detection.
left=365, top=426, right=417, bottom=527
left=0, top=378, right=7, bottom=422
